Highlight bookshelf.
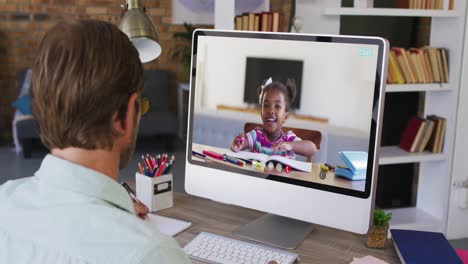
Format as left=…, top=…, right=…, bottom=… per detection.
left=385, top=207, right=442, bottom=232
left=386, top=83, right=451, bottom=92
left=294, top=0, right=466, bottom=237
left=324, top=8, right=458, bottom=17
left=379, top=146, right=446, bottom=165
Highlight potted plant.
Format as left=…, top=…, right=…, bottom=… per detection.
left=171, top=22, right=197, bottom=81
left=367, top=209, right=392, bottom=248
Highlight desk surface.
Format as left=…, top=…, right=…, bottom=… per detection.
left=192, top=143, right=365, bottom=192
left=158, top=193, right=399, bottom=264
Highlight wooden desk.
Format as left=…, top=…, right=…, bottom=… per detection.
left=158, top=193, right=400, bottom=264
left=192, top=143, right=365, bottom=192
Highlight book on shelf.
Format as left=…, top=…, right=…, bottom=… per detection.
left=406, top=49, right=420, bottom=83
left=248, top=13, right=255, bottom=31
left=421, top=48, right=434, bottom=82
left=391, top=229, right=462, bottom=264
left=400, top=116, right=424, bottom=152
left=410, top=119, right=427, bottom=152
left=441, top=48, right=449, bottom=82
left=235, top=15, right=243, bottom=30
left=254, top=14, right=260, bottom=31
left=395, top=0, right=409, bottom=8
left=260, top=12, right=272, bottom=32
left=392, top=47, right=415, bottom=83
left=397, top=0, right=454, bottom=10
left=400, top=115, right=446, bottom=153
left=408, top=0, right=449, bottom=9
left=387, top=47, right=449, bottom=85
left=272, top=12, right=281, bottom=32
left=388, top=51, right=405, bottom=84
left=436, top=47, right=445, bottom=82
left=427, top=115, right=446, bottom=153
left=439, top=118, right=447, bottom=152
left=426, top=115, right=440, bottom=152
left=234, top=12, right=281, bottom=32
left=242, top=14, right=249, bottom=31
left=417, top=118, right=435, bottom=152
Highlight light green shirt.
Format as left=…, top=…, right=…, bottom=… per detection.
left=0, top=154, right=191, bottom=264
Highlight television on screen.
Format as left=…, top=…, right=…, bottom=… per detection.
left=243, top=57, right=303, bottom=110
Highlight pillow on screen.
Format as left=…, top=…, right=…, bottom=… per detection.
left=12, top=95, right=32, bottom=115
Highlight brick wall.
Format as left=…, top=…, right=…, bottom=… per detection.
left=0, top=0, right=290, bottom=144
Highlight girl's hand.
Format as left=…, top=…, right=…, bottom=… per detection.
left=272, top=142, right=293, bottom=152
left=231, top=133, right=245, bottom=152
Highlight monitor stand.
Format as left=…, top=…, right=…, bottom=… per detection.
left=232, top=214, right=314, bottom=249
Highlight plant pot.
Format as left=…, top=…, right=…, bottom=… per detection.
left=367, top=225, right=388, bottom=249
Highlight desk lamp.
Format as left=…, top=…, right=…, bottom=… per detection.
left=119, top=0, right=161, bottom=63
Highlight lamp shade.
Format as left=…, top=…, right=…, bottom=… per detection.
left=119, top=3, right=161, bottom=63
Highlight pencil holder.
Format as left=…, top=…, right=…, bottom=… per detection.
left=135, top=172, right=173, bottom=212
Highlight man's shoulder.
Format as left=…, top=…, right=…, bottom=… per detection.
left=0, top=176, right=35, bottom=200
left=0, top=177, right=189, bottom=263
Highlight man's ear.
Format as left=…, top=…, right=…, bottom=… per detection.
left=113, top=93, right=139, bottom=136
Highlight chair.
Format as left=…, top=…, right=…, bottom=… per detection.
left=244, top=122, right=322, bottom=162
left=13, top=69, right=42, bottom=158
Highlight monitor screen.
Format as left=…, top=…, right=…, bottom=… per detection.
left=187, top=30, right=385, bottom=199
left=244, top=57, right=303, bottom=110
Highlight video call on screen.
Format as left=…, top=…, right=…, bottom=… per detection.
left=190, top=34, right=380, bottom=193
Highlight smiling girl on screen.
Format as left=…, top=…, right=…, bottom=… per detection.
left=230, top=78, right=317, bottom=160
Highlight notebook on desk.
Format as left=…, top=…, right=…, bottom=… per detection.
left=391, top=229, right=462, bottom=264
left=145, top=214, right=191, bottom=237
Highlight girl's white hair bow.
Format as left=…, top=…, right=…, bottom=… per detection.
left=259, top=77, right=273, bottom=105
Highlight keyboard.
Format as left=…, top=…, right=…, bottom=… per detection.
left=183, top=232, right=298, bottom=264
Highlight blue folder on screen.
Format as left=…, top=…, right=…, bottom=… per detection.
left=334, top=167, right=366, bottom=180
left=339, top=151, right=368, bottom=172
left=391, top=229, right=462, bottom=264
left=335, top=151, right=368, bottom=181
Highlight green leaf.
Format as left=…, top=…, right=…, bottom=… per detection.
left=373, top=209, right=392, bottom=226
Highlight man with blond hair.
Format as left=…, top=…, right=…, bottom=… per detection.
left=0, top=19, right=190, bottom=264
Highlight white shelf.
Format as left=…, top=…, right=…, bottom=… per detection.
left=386, top=83, right=451, bottom=93
left=379, top=146, right=446, bottom=165
left=324, top=8, right=458, bottom=17
left=386, top=207, right=443, bottom=233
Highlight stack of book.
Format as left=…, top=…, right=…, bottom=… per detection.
left=397, top=0, right=454, bottom=9
left=387, top=47, right=449, bottom=84
left=400, top=115, right=447, bottom=153
left=234, top=12, right=282, bottom=32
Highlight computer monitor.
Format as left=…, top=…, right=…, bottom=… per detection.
left=185, top=30, right=388, bottom=249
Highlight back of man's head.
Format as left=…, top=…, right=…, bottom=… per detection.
left=31, top=19, right=143, bottom=151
